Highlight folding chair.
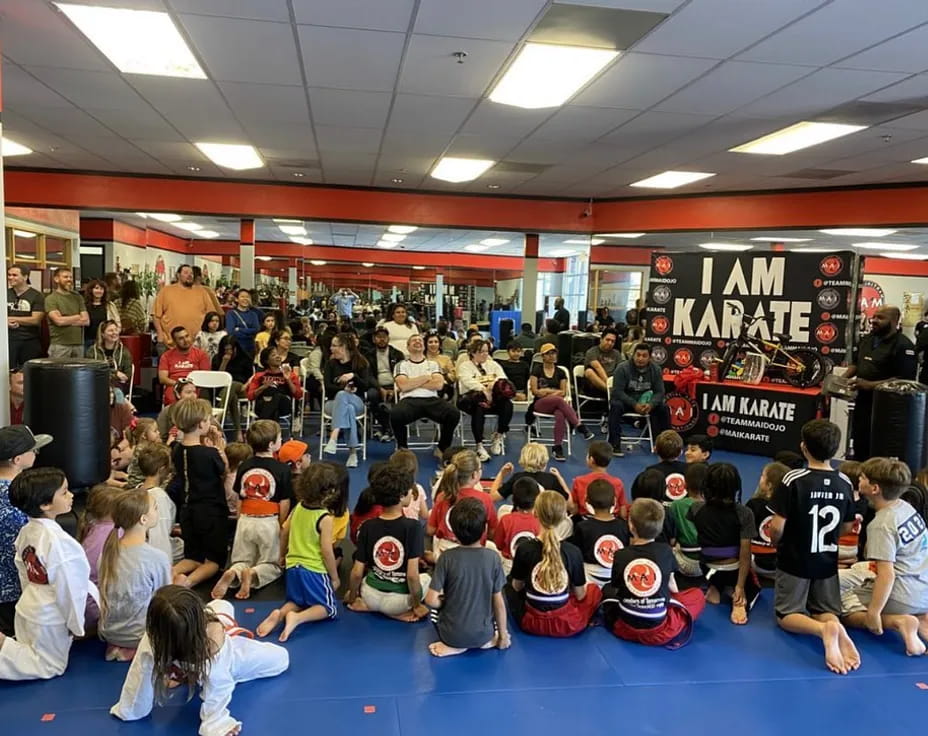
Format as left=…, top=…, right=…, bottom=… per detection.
left=242, top=372, right=301, bottom=440
left=573, top=364, right=608, bottom=421
left=528, top=365, right=571, bottom=454
left=319, top=383, right=368, bottom=460
left=492, top=349, right=509, bottom=361
left=126, top=363, right=136, bottom=404
left=188, top=370, right=231, bottom=427
left=607, top=377, right=654, bottom=452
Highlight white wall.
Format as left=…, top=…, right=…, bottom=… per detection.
left=496, top=278, right=521, bottom=306
left=862, top=272, right=927, bottom=339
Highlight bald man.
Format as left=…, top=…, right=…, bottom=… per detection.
left=846, top=306, right=916, bottom=460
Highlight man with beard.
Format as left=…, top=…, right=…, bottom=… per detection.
left=847, top=306, right=916, bottom=461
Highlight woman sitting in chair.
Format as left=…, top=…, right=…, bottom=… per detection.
left=86, top=319, right=133, bottom=398
left=456, top=338, right=512, bottom=462
left=258, top=329, right=301, bottom=370
left=425, top=332, right=456, bottom=401
left=322, top=333, right=374, bottom=469
left=529, top=344, right=595, bottom=463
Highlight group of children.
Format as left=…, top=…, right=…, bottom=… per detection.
left=1, top=409, right=927, bottom=733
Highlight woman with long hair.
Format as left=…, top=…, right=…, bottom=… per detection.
left=118, top=279, right=147, bottom=335
left=212, top=335, right=253, bottom=441
left=194, top=311, right=227, bottom=361
left=425, top=332, right=456, bottom=400
left=254, top=311, right=283, bottom=361
left=258, top=329, right=300, bottom=369
left=225, top=289, right=262, bottom=357
left=84, top=278, right=120, bottom=348
left=380, top=302, right=419, bottom=356
left=305, top=327, right=335, bottom=410
left=456, top=338, right=512, bottom=462
left=322, top=333, right=374, bottom=468
left=87, top=319, right=134, bottom=395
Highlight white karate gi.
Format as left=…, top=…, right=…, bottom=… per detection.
left=147, top=486, right=184, bottom=563
left=111, top=599, right=289, bottom=736
left=227, top=515, right=282, bottom=589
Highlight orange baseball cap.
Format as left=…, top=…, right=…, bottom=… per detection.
left=539, top=343, right=558, bottom=354
left=278, top=440, right=309, bottom=465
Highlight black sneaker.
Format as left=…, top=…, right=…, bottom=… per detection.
left=579, top=425, right=595, bottom=441
left=612, top=445, right=625, bottom=458
left=553, top=445, right=566, bottom=462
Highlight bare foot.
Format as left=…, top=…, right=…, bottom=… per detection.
left=393, top=608, right=427, bottom=623
left=235, top=569, right=253, bottom=600
left=348, top=599, right=371, bottom=613
left=173, top=573, right=190, bottom=588
left=838, top=626, right=861, bottom=671
left=822, top=620, right=848, bottom=675
left=705, top=586, right=721, bottom=605
left=211, top=569, right=237, bottom=599
left=279, top=610, right=301, bottom=642
left=918, top=616, right=928, bottom=646
left=897, top=617, right=927, bottom=657
left=480, top=633, right=500, bottom=649
left=429, top=641, right=467, bottom=657
left=730, top=602, right=748, bottom=625
left=257, top=609, right=282, bottom=638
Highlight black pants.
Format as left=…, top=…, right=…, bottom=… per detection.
left=607, top=402, right=669, bottom=446
left=9, top=339, right=43, bottom=369
left=365, top=387, right=391, bottom=432
left=0, top=600, right=15, bottom=637
left=391, top=397, right=460, bottom=450
left=852, top=390, right=873, bottom=461
left=461, top=397, right=513, bottom=444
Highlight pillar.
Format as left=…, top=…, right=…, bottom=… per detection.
left=240, top=218, right=255, bottom=289
left=288, top=264, right=297, bottom=305
left=436, top=273, right=445, bottom=320
left=522, top=233, right=539, bottom=332
left=0, top=53, right=8, bottom=424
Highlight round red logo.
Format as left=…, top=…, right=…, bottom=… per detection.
left=859, top=280, right=885, bottom=324
left=815, top=322, right=838, bottom=344
left=667, top=393, right=698, bottom=432
left=594, top=535, right=624, bottom=568
left=822, top=346, right=830, bottom=355
left=674, top=348, right=693, bottom=368
left=820, top=255, right=843, bottom=277
left=651, top=316, right=669, bottom=335
left=624, top=558, right=661, bottom=597
left=707, top=425, right=719, bottom=437
left=665, top=473, right=686, bottom=501
left=373, top=536, right=404, bottom=572
left=654, top=255, right=674, bottom=276
left=708, top=413, right=720, bottom=425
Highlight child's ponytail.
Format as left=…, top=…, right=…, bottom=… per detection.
left=534, top=491, right=568, bottom=595
left=98, top=488, right=150, bottom=617
left=436, top=449, right=480, bottom=506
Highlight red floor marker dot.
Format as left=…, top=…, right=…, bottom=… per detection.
left=244, top=608, right=255, bottom=614
left=916, top=682, right=928, bottom=690
left=364, top=706, right=376, bottom=714
left=40, top=714, right=55, bottom=722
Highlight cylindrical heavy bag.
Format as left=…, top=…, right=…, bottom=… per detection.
left=499, top=318, right=514, bottom=349
left=23, top=358, right=112, bottom=489
left=570, top=332, right=601, bottom=368
left=870, top=380, right=928, bottom=474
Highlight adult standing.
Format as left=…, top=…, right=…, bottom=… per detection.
left=225, top=289, right=263, bottom=356
left=607, top=343, right=669, bottom=458
left=331, top=288, right=359, bottom=320
left=83, top=278, right=120, bottom=348
left=152, top=264, right=220, bottom=352
left=158, top=326, right=210, bottom=406
left=7, top=263, right=45, bottom=368
left=457, top=338, right=512, bottom=461
left=847, top=306, right=917, bottom=461
left=86, top=320, right=133, bottom=396
left=583, top=328, right=622, bottom=399
left=117, top=280, right=147, bottom=335
left=381, top=303, right=419, bottom=356
left=553, top=297, right=570, bottom=332
left=45, top=267, right=89, bottom=359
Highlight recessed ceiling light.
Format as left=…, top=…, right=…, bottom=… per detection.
left=480, top=238, right=510, bottom=246
left=430, top=156, right=495, bottom=183
left=487, top=184, right=501, bottom=190
left=820, top=228, right=896, bottom=237
left=137, top=212, right=182, bottom=222
left=309, top=260, right=326, bottom=266
left=730, top=121, right=867, bottom=155
left=630, top=171, right=715, bottom=189
left=2, top=137, right=33, bottom=156
left=13, top=230, right=36, bottom=238
left=391, top=177, right=404, bottom=184
left=377, top=241, right=397, bottom=249
left=274, top=219, right=302, bottom=224
left=187, top=165, right=201, bottom=172
left=55, top=3, right=206, bottom=78
left=362, top=262, right=375, bottom=267
left=597, top=233, right=645, bottom=239
left=412, top=265, right=426, bottom=270
left=196, top=230, right=220, bottom=238
left=488, top=42, right=619, bottom=109
left=381, top=233, right=406, bottom=242
left=292, top=172, right=305, bottom=178
left=699, top=243, right=753, bottom=252
left=750, top=236, right=813, bottom=243
left=278, top=224, right=306, bottom=236
left=290, top=237, right=313, bottom=246
left=173, top=221, right=203, bottom=232
left=464, top=244, right=490, bottom=252
left=852, top=242, right=919, bottom=252
left=548, top=248, right=578, bottom=258
left=388, top=225, right=418, bottom=234
left=564, top=238, right=604, bottom=245
left=256, top=256, right=272, bottom=262
left=194, top=142, right=263, bottom=170
left=877, top=252, right=928, bottom=260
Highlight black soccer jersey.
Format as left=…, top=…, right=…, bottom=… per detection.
left=607, top=541, right=676, bottom=629
left=769, top=468, right=855, bottom=579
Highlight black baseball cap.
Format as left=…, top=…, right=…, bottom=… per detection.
left=0, top=425, right=53, bottom=461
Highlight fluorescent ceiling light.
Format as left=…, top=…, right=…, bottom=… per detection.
left=137, top=212, right=182, bottom=222
left=278, top=225, right=307, bottom=237
left=377, top=241, right=398, bottom=249
left=549, top=248, right=577, bottom=257
left=362, top=262, right=375, bottom=268
left=388, top=225, right=417, bottom=234
left=480, top=238, right=510, bottom=246
left=820, top=228, right=896, bottom=237
left=274, top=219, right=303, bottom=224
left=196, top=230, right=219, bottom=238
left=290, top=237, right=313, bottom=246
left=488, top=42, right=619, bottom=109
left=309, top=260, right=326, bottom=266
left=173, top=221, right=202, bottom=232
left=852, top=241, right=919, bottom=252
left=699, top=243, right=753, bottom=252
left=195, top=142, right=263, bottom=170
left=412, top=266, right=426, bottom=270
left=17, top=254, right=36, bottom=260
left=464, top=244, right=490, bottom=252
left=381, top=233, right=406, bottom=243
left=630, top=171, right=715, bottom=189
left=730, top=121, right=866, bottom=155
left=430, top=156, right=495, bottom=183
left=2, top=138, right=32, bottom=156
left=597, top=233, right=645, bottom=239
left=256, top=256, right=272, bottom=262
left=55, top=4, right=205, bottom=79
left=877, top=252, right=928, bottom=260
left=791, top=248, right=834, bottom=253
left=750, top=236, right=812, bottom=243
left=13, top=230, right=36, bottom=238
left=564, top=238, right=604, bottom=245
left=912, top=157, right=928, bottom=164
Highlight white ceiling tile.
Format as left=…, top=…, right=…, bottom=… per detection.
left=83, top=107, right=179, bottom=140
left=380, top=130, right=453, bottom=157
left=654, top=61, right=813, bottom=116
left=862, top=74, right=928, bottom=103
left=460, top=101, right=552, bottom=138
left=1, top=64, right=73, bottom=108
left=444, top=133, right=523, bottom=158
left=881, top=109, right=928, bottom=131
left=24, top=67, right=147, bottom=109
left=387, top=94, right=477, bottom=135
left=414, top=0, right=547, bottom=41
left=532, top=107, right=640, bottom=142
left=315, top=126, right=383, bottom=153
left=299, top=26, right=406, bottom=91
left=218, top=82, right=310, bottom=124
left=398, top=35, right=516, bottom=97
left=180, top=15, right=303, bottom=84
left=293, top=0, right=416, bottom=32
left=572, top=53, right=719, bottom=109
left=0, top=1, right=111, bottom=71
left=171, top=0, right=292, bottom=22
left=129, top=139, right=201, bottom=160
left=555, top=0, right=685, bottom=10
left=599, top=110, right=715, bottom=149
left=837, top=24, right=928, bottom=73
left=243, top=122, right=317, bottom=149
left=505, top=139, right=589, bottom=164
left=31, top=106, right=119, bottom=139
left=740, top=2, right=928, bottom=67
left=309, top=89, right=393, bottom=129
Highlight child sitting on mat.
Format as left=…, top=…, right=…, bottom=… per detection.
left=505, top=491, right=602, bottom=637
left=136, top=444, right=182, bottom=564
left=489, top=443, right=567, bottom=504
left=111, top=586, right=289, bottom=736
left=641, top=430, right=688, bottom=505
left=570, top=479, right=631, bottom=588
left=493, top=477, right=541, bottom=576
left=350, top=462, right=387, bottom=545
left=684, top=434, right=713, bottom=464
left=568, top=440, right=627, bottom=517
left=389, top=449, right=430, bottom=522
left=668, top=462, right=708, bottom=578
left=425, top=498, right=510, bottom=657
left=836, top=460, right=869, bottom=568
left=125, top=418, right=161, bottom=489
left=746, top=461, right=790, bottom=579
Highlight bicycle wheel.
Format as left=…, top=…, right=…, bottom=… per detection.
left=783, top=348, right=826, bottom=388
left=718, top=342, right=740, bottom=383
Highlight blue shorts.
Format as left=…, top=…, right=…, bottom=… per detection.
left=286, top=566, right=337, bottom=618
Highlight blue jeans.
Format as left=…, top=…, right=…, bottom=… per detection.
left=326, top=390, right=364, bottom=448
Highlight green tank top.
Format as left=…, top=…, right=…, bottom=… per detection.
left=287, top=504, right=329, bottom=573
left=669, top=496, right=700, bottom=556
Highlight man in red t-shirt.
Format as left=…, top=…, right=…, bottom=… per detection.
left=158, top=326, right=209, bottom=405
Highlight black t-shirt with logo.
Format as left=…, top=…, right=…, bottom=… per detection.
left=572, top=517, right=630, bottom=572
left=607, top=541, right=676, bottom=629
left=769, top=468, right=855, bottom=579
left=510, top=538, right=586, bottom=612
left=637, top=460, right=688, bottom=504
left=498, top=470, right=564, bottom=499
left=233, top=456, right=293, bottom=514
left=853, top=331, right=916, bottom=383
left=7, top=287, right=44, bottom=342
left=355, top=515, right=424, bottom=594
left=746, top=497, right=777, bottom=570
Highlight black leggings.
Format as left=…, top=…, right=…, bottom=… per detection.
left=463, top=396, right=513, bottom=444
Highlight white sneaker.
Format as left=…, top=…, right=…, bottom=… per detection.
left=346, top=452, right=359, bottom=468
left=476, top=444, right=491, bottom=462
left=323, top=440, right=337, bottom=455
left=490, top=434, right=504, bottom=456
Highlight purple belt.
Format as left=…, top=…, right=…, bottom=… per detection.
left=701, top=545, right=738, bottom=559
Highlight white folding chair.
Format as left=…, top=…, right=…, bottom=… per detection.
left=528, top=365, right=572, bottom=454
left=126, top=363, right=136, bottom=404
left=608, top=377, right=654, bottom=452
left=188, top=370, right=232, bottom=427
left=319, top=383, right=368, bottom=460
left=492, top=349, right=509, bottom=361
left=573, top=364, right=608, bottom=422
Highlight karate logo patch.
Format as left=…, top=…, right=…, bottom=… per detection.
left=241, top=467, right=276, bottom=501
left=22, top=546, right=48, bottom=584
left=530, top=562, right=568, bottom=596
left=654, top=255, right=674, bottom=276
left=759, top=515, right=774, bottom=543
left=665, top=473, right=687, bottom=501
left=594, top=534, right=624, bottom=568
left=373, top=536, right=404, bottom=572
left=510, top=530, right=537, bottom=558
left=624, top=558, right=661, bottom=597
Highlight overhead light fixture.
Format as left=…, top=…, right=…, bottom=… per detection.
left=820, top=228, right=896, bottom=237
left=597, top=233, right=645, bottom=239
left=699, top=243, right=753, bottom=252
left=278, top=224, right=307, bottom=237
left=309, top=260, right=326, bottom=266
left=194, top=142, right=263, bottom=170
left=273, top=219, right=302, bottom=224
left=55, top=3, right=206, bottom=79
left=430, top=156, right=495, bottom=183
left=290, top=237, right=313, bottom=246
left=877, top=252, right=928, bottom=260
left=187, top=165, right=201, bottom=172
left=2, top=138, right=32, bottom=156
left=391, top=177, right=404, bottom=184
left=487, top=184, right=501, bottom=190
left=480, top=238, right=510, bottom=246
left=173, top=221, right=203, bottom=232
left=564, top=238, right=604, bottom=245
left=388, top=225, right=417, bottom=234
left=292, top=172, right=305, bottom=178
left=362, top=262, right=375, bottom=268
left=750, top=236, right=813, bottom=243
left=548, top=248, right=578, bottom=258
left=13, top=230, right=36, bottom=238
left=852, top=242, right=919, bottom=252
left=196, top=230, right=220, bottom=238
left=488, top=42, right=619, bottom=109
left=730, top=121, right=866, bottom=155
left=912, top=156, right=928, bottom=165
left=412, top=266, right=426, bottom=270
left=381, top=233, right=406, bottom=242
left=791, top=247, right=835, bottom=253
left=630, top=171, right=715, bottom=189
left=137, top=212, right=183, bottom=222
left=464, top=244, right=490, bottom=252
left=377, top=241, right=397, bottom=249
left=256, top=256, right=272, bottom=262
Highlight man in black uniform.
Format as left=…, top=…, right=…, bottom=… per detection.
left=846, top=306, right=916, bottom=461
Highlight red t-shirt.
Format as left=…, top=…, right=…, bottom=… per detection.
left=571, top=472, right=627, bottom=516
left=428, top=486, right=498, bottom=543
left=350, top=505, right=384, bottom=545
left=493, top=510, right=541, bottom=559
left=160, top=347, right=210, bottom=405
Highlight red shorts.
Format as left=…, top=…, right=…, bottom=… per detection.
left=521, top=584, right=603, bottom=638
left=610, top=587, right=705, bottom=648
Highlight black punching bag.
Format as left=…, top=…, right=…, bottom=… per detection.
left=870, top=380, right=928, bottom=475
left=23, top=358, right=111, bottom=489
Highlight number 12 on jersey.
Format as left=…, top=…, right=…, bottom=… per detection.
left=808, top=504, right=840, bottom=553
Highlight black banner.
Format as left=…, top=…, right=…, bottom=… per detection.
left=647, top=251, right=857, bottom=378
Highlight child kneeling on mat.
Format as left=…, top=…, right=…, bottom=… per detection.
left=111, top=586, right=288, bottom=736
left=602, top=499, right=705, bottom=648
left=505, top=491, right=602, bottom=637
